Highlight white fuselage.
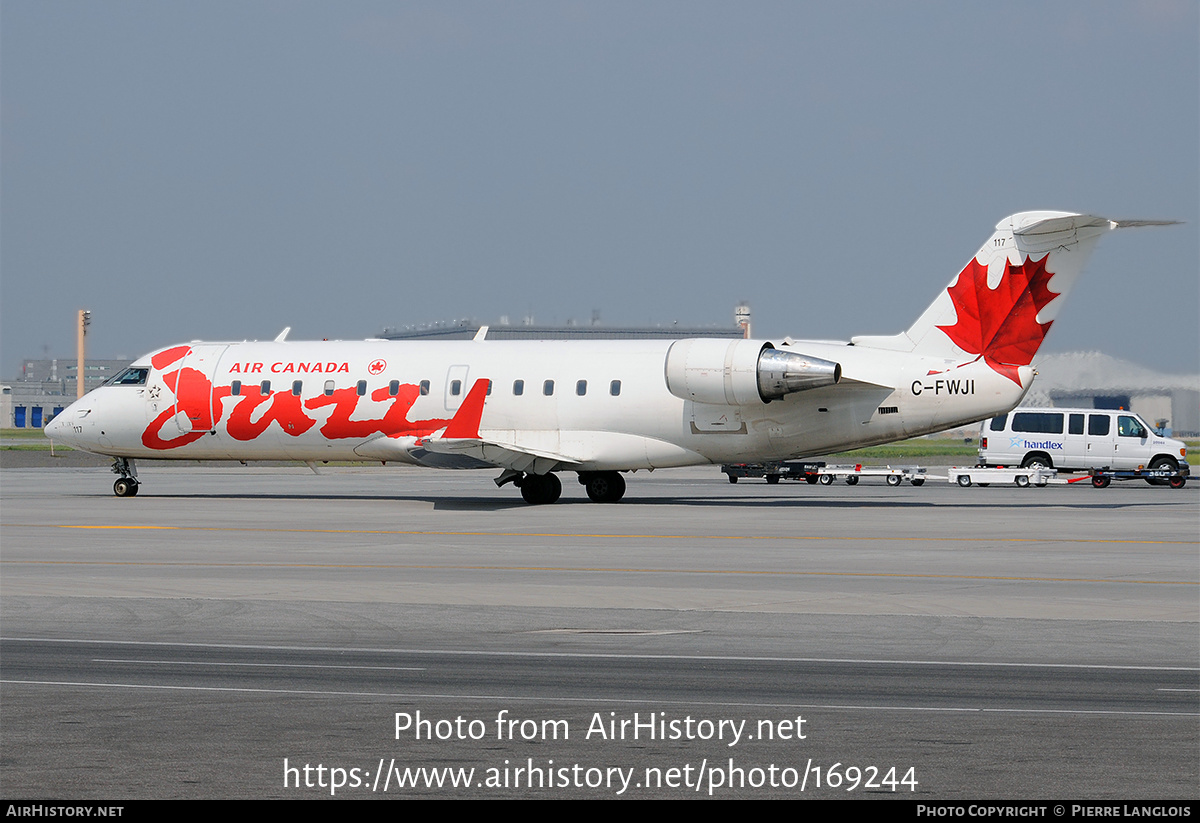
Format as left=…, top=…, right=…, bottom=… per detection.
left=48, top=337, right=1029, bottom=471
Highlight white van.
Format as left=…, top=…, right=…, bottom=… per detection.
left=979, top=408, right=1189, bottom=477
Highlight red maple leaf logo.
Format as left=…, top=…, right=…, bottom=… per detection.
left=937, top=254, right=1058, bottom=386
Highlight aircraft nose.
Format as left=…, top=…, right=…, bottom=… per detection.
left=44, top=402, right=85, bottom=446
left=44, top=413, right=67, bottom=439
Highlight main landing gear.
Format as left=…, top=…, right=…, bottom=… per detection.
left=111, top=457, right=140, bottom=497
left=495, top=469, right=627, bottom=504
left=518, top=472, right=562, bottom=505
left=578, top=471, right=626, bottom=503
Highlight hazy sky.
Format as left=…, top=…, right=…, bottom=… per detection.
left=3, top=1, right=1197, bottom=378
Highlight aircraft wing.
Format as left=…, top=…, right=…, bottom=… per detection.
left=417, top=379, right=583, bottom=474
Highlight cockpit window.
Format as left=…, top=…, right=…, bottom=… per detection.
left=103, top=367, right=149, bottom=387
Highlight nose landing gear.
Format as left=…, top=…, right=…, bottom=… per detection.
left=111, top=458, right=140, bottom=497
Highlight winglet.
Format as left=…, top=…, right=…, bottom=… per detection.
left=442, top=378, right=489, bottom=439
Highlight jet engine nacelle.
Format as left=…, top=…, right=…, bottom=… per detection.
left=664, top=339, right=841, bottom=406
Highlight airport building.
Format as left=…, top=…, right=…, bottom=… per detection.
left=1022, top=351, right=1199, bottom=437
left=2, top=359, right=129, bottom=430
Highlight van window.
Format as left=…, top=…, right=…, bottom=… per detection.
left=1012, top=412, right=1063, bottom=434
left=1088, top=415, right=1110, bottom=436
left=1117, top=416, right=1146, bottom=438
left=1068, top=414, right=1084, bottom=435
left=989, top=414, right=1008, bottom=432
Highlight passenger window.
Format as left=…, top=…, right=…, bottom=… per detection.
left=513, top=379, right=524, bottom=396
left=485, top=380, right=492, bottom=395
left=1068, top=414, right=1084, bottom=435
left=356, top=380, right=367, bottom=396
left=230, top=380, right=241, bottom=396
left=1118, top=416, right=1146, bottom=438
left=389, top=380, right=400, bottom=396
left=610, top=380, right=621, bottom=396
left=260, top=380, right=271, bottom=396
left=292, top=380, right=303, bottom=396
left=989, top=414, right=1007, bottom=432
left=450, top=380, right=462, bottom=396
left=543, top=380, right=555, bottom=396
left=576, top=380, right=587, bottom=396
left=323, top=380, right=335, bottom=396
left=419, top=380, right=430, bottom=396
left=1088, top=415, right=1110, bottom=436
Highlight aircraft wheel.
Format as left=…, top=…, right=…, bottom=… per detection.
left=520, top=473, right=562, bottom=504
left=1091, top=475, right=1111, bottom=489
left=113, top=478, right=139, bottom=497
left=845, top=476, right=858, bottom=486
left=818, top=474, right=833, bottom=486
left=728, top=475, right=738, bottom=484
left=1015, top=475, right=1030, bottom=488
left=886, top=474, right=902, bottom=487
left=910, top=478, right=925, bottom=487
left=585, top=471, right=625, bottom=503
left=805, top=475, right=819, bottom=484
left=766, top=474, right=780, bottom=485
left=957, top=475, right=972, bottom=488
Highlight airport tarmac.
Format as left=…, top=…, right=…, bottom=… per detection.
left=1, top=464, right=1197, bottom=799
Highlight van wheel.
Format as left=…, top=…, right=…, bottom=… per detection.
left=1148, top=456, right=1177, bottom=486
left=1021, top=454, right=1052, bottom=470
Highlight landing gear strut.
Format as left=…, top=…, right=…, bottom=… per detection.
left=517, top=472, right=562, bottom=505
left=111, top=458, right=139, bottom=497
left=578, top=471, right=626, bottom=503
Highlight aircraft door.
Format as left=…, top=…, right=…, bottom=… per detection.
left=171, top=345, right=229, bottom=434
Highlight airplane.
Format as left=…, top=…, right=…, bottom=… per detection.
left=45, top=211, right=1174, bottom=504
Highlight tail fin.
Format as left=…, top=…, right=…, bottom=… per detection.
left=851, top=212, right=1166, bottom=385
